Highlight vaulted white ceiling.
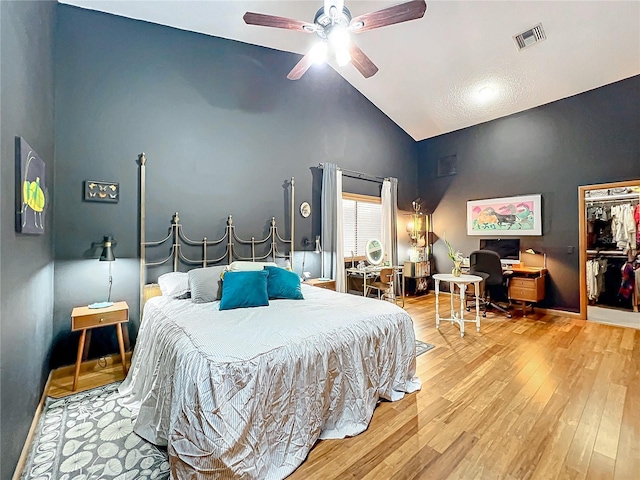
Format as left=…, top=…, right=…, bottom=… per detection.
left=60, top=1, right=640, bottom=141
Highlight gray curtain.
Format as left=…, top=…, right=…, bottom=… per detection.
left=389, top=177, right=399, bottom=268
left=321, top=163, right=346, bottom=292
left=382, top=178, right=399, bottom=294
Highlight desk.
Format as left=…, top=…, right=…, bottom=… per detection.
left=346, top=265, right=404, bottom=307
left=433, top=274, right=482, bottom=337
left=461, top=265, right=547, bottom=315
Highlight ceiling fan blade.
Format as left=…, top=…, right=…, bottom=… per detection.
left=350, top=0, right=427, bottom=33
left=287, top=51, right=315, bottom=80
left=243, top=12, right=315, bottom=32
left=349, top=44, right=379, bottom=78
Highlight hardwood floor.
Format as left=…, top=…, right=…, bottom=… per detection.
left=287, top=295, right=639, bottom=480
left=46, top=294, right=639, bottom=479
left=48, top=352, right=130, bottom=398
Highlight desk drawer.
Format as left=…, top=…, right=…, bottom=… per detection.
left=509, top=287, right=539, bottom=302
left=511, top=278, right=537, bottom=289
left=73, top=309, right=128, bottom=330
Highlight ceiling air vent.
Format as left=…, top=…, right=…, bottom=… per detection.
left=514, top=23, right=546, bottom=50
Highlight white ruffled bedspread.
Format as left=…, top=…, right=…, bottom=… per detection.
left=118, top=284, right=421, bottom=479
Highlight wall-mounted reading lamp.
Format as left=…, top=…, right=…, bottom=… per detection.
left=89, top=235, right=116, bottom=309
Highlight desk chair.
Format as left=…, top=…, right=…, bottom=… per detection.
left=469, top=250, right=512, bottom=318
left=366, top=268, right=395, bottom=301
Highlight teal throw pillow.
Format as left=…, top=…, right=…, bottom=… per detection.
left=264, top=266, right=304, bottom=300
left=219, top=270, right=269, bottom=310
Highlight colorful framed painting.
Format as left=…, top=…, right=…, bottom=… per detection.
left=467, top=194, right=542, bottom=236
left=16, top=137, right=46, bottom=234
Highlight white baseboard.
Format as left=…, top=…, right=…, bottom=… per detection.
left=12, top=371, right=52, bottom=480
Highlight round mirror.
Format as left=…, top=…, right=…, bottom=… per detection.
left=365, top=239, right=384, bottom=265
left=300, top=201, right=311, bottom=218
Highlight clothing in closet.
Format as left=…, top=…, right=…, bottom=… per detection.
left=610, top=203, right=637, bottom=251
left=595, top=257, right=632, bottom=309
left=635, top=203, right=640, bottom=245
left=587, top=258, right=607, bottom=301
left=619, top=261, right=636, bottom=300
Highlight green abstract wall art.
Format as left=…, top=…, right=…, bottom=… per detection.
left=16, top=136, right=47, bottom=234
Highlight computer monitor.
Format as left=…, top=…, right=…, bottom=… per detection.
left=479, top=238, right=521, bottom=265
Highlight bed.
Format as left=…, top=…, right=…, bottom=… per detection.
left=118, top=156, right=421, bottom=479
left=119, top=283, right=419, bottom=479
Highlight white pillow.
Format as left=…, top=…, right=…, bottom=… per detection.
left=157, top=272, right=189, bottom=297
left=228, top=261, right=278, bottom=271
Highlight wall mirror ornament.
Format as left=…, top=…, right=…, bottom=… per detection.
left=300, top=201, right=311, bottom=218
left=365, top=238, right=384, bottom=265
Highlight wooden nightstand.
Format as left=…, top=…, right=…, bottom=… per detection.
left=306, top=278, right=336, bottom=291
left=71, top=301, right=129, bottom=391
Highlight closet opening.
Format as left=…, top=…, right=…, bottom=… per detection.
left=579, top=180, right=640, bottom=328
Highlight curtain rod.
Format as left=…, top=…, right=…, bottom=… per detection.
left=317, top=163, right=388, bottom=183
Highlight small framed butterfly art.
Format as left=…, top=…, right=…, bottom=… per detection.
left=84, top=180, right=119, bottom=203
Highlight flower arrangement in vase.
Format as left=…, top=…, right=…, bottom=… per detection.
left=444, top=235, right=464, bottom=277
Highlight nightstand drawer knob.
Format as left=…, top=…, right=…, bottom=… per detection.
left=100, top=318, right=104, bottom=323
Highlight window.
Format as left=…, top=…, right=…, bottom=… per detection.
left=342, top=193, right=382, bottom=259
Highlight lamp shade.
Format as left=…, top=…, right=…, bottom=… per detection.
left=99, top=235, right=116, bottom=262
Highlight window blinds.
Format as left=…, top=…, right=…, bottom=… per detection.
left=343, top=198, right=382, bottom=258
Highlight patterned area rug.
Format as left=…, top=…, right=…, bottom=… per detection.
left=23, top=343, right=433, bottom=480
left=416, top=339, right=436, bottom=356
left=21, top=382, right=169, bottom=480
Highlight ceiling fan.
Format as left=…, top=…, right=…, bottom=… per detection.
left=243, top=0, right=427, bottom=80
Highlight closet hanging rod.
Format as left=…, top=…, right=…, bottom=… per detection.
left=587, top=249, right=628, bottom=257
left=585, top=192, right=639, bottom=203
left=317, top=163, right=388, bottom=184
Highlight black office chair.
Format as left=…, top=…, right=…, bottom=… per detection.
left=468, top=250, right=512, bottom=318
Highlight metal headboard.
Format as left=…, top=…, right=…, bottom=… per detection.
left=137, top=153, right=295, bottom=318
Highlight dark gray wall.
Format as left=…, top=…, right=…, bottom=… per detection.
left=418, top=76, right=640, bottom=311
left=0, top=1, right=56, bottom=477
left=52, top=5, right=417, bottom=366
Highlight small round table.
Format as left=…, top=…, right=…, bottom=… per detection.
left=433, top=273, right=483, bottom=337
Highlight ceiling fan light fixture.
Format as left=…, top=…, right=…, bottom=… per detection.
left=328, top=25, right=350, bottom=49
left=310, top=41, right=328, bottom=65
left=244, top=0, right=427, bottom=80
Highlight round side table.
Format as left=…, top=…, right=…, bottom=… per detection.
left=433, top=273, right=483, bottom=337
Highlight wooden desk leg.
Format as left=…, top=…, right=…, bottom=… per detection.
left=81, top=330, right=92, bottom=362
left=73, top=329, right=87, bottom=391
left=116, top=323, right=127, bottom=376
left=121, top=323, right=130, bottom=351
